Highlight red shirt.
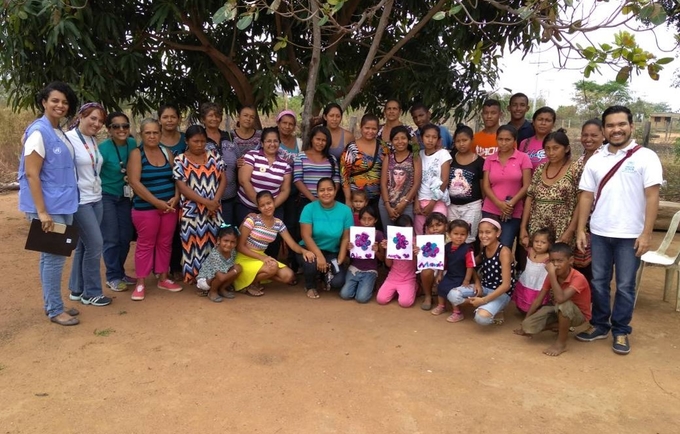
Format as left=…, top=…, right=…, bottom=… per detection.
left=542, top=268, right=592, bottom=320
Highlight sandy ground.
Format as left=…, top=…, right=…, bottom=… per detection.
left=0, top=192, right=679, bottom=434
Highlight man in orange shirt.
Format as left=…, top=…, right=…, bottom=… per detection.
left=473, top=99, right=501, bottom=157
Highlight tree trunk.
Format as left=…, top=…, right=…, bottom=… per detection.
left=301, top=0, right=322, bottom=143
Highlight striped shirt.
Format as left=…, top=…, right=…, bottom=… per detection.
left=293, top=152, right=340, bottom=198
left=243, top=215, right=286, bottom=251
left=133, top=147, right=176, bottom=210
left=237, top=149, right=292, bottom=209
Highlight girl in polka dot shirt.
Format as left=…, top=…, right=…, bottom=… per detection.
left=447, top=217, right=516, bottom=325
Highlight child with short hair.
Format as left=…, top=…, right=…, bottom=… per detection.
left=447, top=217, right=515, bottom=325
left=432, top=220, right=476, bottom=322
left=350, top=190, right=368, bottom=225
left=514, top=243, right=592, bottom=356
left=196, top=225, right=243, bottom=303
left=339, top=205, right=385, bottom=303
left=419, top=212, right=448, bottom=310
left=512, top=228, right=553, bottom=314
left=376, top=215, right=418, bottom=307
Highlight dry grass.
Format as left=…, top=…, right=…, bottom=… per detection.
left=0, top=106, right=37, bottom=187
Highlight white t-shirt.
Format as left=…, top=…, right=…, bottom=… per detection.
left=579, top=140, right=663, bottom=238
left=418, top=148, right=452, bottom=200
left=24, top=128, right=74, bottom=159
left=65, top=129, right=104, bottom=204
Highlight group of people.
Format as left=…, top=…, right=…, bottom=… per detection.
left=19, top=82, right=662, bottom=358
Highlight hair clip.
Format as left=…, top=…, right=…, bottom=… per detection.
left=220, top=223, right=240, bottom=235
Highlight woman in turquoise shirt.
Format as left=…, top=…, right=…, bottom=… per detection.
left=99, top=112, right=137, bottom=291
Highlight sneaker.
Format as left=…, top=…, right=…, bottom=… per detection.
left=446, top=311, right=465, bottom=323
left=131, top=284, right=145, bottom=301
left=196, top=278, right=210, bottom=291
left=106, top=280, right=128, bottom=292
left=612, top=335, right=631, bottom=355
left=575, top=326, right=609, bottom=342
left=431, top=305, right=446, bottom=316
left=80, top=295, right=113, bottom=306
left=122, top=276, right=136, bottom=285
left=158, top=279, right=182, bottom=292
left=69, top=292, right=82, bottom=301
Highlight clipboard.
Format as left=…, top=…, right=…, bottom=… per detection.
left=24, top=219, right=80, bottom=256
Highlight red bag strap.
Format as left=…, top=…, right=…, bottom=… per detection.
left=592, top=145, right=641, bottom=211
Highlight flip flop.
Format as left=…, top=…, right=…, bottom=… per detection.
left=245, top=286, right=264, bottom=297
left=306, top=288, right=319, bottom=299
left=218, top=288, right=236, bottom=299
left=208, top=294, right=224, bottom=303
left=45, top=307, right=80, bottom=316
left=50, top=316, right=80, bottom=326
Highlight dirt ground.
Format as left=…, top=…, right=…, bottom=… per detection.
left=1, top=193, right=679, bottom=434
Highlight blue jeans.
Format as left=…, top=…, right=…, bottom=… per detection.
left=590, top=234, right=640, bottom=336
left=101, top=193, right=134, bottom=282
left=447, top=285, right=511, bottom=326
left=339, top=267, right=377, bottom=303
left=27, top=213, right=73, bottom=318
left=69, top=200, right=104, bottom=297
left=220, top=197, right=238, bottom=226
left=482, top=212, right=520, bottom=250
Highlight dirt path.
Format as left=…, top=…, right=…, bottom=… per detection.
left=1, top=192, right=679, bottom=433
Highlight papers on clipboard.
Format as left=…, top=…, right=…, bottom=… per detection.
left=24, top=219, right=79, bottom=256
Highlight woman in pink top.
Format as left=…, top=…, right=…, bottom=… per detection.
left=519, top=107, right=556, bottom=170
left=482, top=125, right=532, bottom=249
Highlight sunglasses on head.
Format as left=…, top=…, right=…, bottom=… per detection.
left=110, top=123, right=130, bottom=130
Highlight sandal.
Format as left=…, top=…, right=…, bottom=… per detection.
left=208, top=294, right=224, bottom=303
left=420, top=299, right=432, bottom=311
left=45, top=307, right=80, bottom=317
left=196, top=289, right=208, bottom=297
left=306, top=288, right=320, bottom=299
left=218, top=287, right=236, bottom=299
left=245, top=285, right=264, bottom=297
left=492, top=313, right=505, bottom=325
left=50, top=315, right=79, bottom=326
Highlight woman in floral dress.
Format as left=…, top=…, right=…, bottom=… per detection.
left=519, top=129, right=582, bottom=247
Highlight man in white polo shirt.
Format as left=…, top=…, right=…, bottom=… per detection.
left=575, top=105, right=662, bottom=355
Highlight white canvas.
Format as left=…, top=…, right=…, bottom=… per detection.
left=386, top=225, right=413, bottom=260
left=416, top=234, right=445, bottom=271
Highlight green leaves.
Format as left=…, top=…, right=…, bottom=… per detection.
left=432, top=11, right=446, bottom=21
left=213, top=1, right=237, bottom=25
left=236, top=14, right=253, bottom=30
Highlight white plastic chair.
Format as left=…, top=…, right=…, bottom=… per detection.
left=634, top=210, right=680, bottom=311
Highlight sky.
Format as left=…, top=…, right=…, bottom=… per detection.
left=490, top=1, right=680, bottom=113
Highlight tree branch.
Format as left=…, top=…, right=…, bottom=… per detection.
left=340, top=0, right=394, bottom=110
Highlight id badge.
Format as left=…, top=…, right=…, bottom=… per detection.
left=123, top=184, right=134, bottom=198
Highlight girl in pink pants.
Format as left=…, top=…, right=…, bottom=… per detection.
left=377, top=215, right=418, bottom=307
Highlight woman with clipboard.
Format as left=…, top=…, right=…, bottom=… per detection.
left=17, top=81, right=81, bottom=326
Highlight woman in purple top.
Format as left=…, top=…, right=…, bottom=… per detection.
left=481, top=125, right=532, bottom=249
left=519, top=107, right=556, bottom=170
left=237, top=127, right=292, bottom=257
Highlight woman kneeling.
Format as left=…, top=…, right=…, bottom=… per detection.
left=234, top=191, right=315, bottom=296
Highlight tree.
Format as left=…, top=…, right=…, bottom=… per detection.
left=0, top=0, right=676, bottom=139
left=572, top=80, right=633, bottom=119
